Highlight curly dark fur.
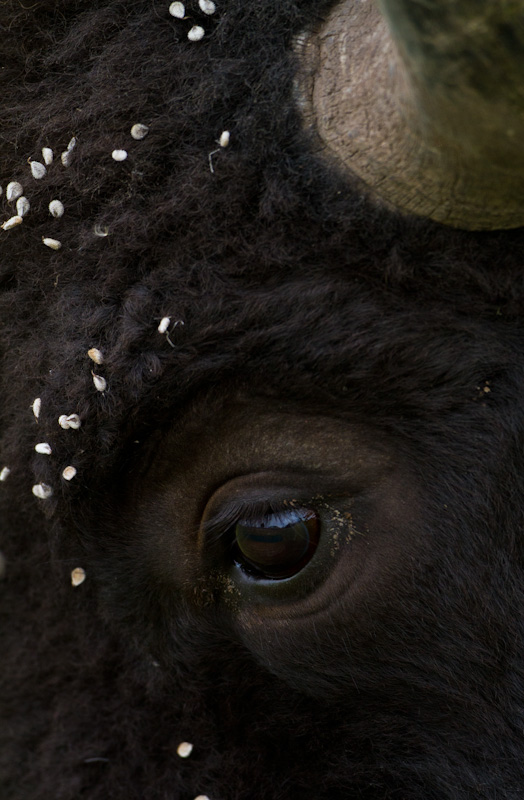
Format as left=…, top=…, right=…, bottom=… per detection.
left=2, top=1, right=524, bottom=798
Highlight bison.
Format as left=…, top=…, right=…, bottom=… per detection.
left=1, top=0, right=524, bottom=798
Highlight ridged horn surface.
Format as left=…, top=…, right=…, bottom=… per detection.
left=297, top=0, right=524, bottom=230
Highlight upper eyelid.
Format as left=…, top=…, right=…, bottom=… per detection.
left=202, top=497, right=302, bottom=542
left=198, top=469, right=353, bottom=547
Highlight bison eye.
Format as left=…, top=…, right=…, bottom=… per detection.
left=231, top=507, right=320, bottom=580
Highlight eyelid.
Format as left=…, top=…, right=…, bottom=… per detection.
left=199, top=471, right=327, bottom=550
left=201, top=496, right=307, bottom=544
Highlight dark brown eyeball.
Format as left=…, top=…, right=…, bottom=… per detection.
left=232, top=507, right=320, bottom=580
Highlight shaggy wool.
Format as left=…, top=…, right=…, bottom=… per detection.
left=2, top=1, right=524, bottom=798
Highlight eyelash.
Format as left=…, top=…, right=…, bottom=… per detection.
left=202, top=497, right=303, bottom=545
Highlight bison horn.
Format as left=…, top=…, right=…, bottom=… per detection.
left=297, top=0, right=524, bottom=230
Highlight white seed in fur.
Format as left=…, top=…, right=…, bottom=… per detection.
left=32, top=397, right=42, bottom=419
left=1, top=215, right=23, bottom=230
left=0, top=467, right=11, bottom=482
left=71, top=567, right=86, bottom=586
left=87, top=348, right=104, bottom=365
left=16, top=196, right=30, bottom=217
left=177, top=742, right=193, bottom=758
left=92, top=373, right=107, bottom=392
left=62, top=466, right=77, bottom=481
left=112, top=149, right=128, bottom=162
left=42, top=147, right=54, bottom=165
left=30, top=161, right=47, bottom=179
left=35, top=442, right=52, bottom=455
left=193, top=796, right=211, bottom=800
left=131, top=123, right=150, bottom=140
left=158, top=316, right=171, bottom=334
left=32, top=483, right=53, bottom=500
left=6, top=181, right=23, bottom=201
left=199, top=0, right=216, bottom=13
left=42, top=237, right=62, bottom=250
left=61, top=138, right=77, bottom=167
left=58, top=413, right=81, bottom=430
left=188, top=25, right=205, bottom=41
left=219, top=130, right=230, bottom=147
left=49, top=199, right=64, bottom=218
left=169, top=1, right=185, bottom=17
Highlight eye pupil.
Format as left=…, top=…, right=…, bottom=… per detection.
left=233, top=508, right=319, bottom=580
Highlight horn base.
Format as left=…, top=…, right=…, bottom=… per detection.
left=296, top=0, right=524, bottom=231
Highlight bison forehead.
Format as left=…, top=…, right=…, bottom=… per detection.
left=0, top=0, right=521, bottom=515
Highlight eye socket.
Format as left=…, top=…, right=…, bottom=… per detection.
left=231, top=507, right=320, bottom=580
